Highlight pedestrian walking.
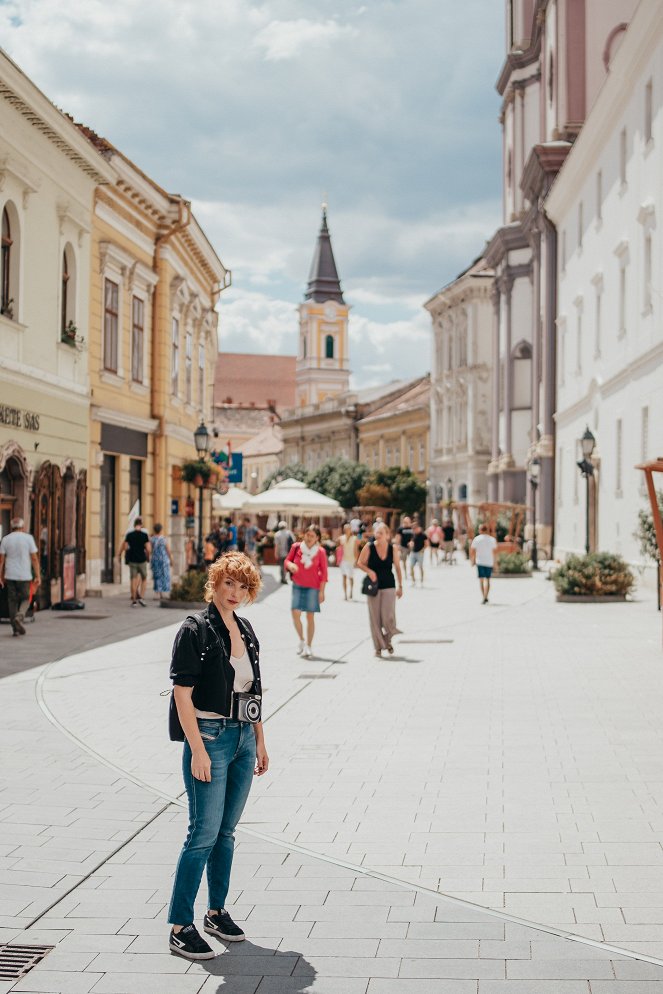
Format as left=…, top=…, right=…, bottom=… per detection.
left=238, top=517, right=259, bottom=562
left=426, top=518, right=443, bottom=566
left=274, top=521, right=294, bottom=584
left=396, top=515, right=413, bottom=577
left=357, top=522, right=403, bottom=657
left=150, top=523, right=173, bottom=599
left=409, top=522, right=428, bottom=585
left=167, top=552, right=268, bottom=960
left=442, top=517, right=456, bottom=564
left=470, top=523, right=498, bottom=604
left=222, top=517, right=237, bottom=552
left=0, top=517, right=40, bottom=636
left=284, top=524, right=328, bottom=658
left=119, top=517, right=151, bottom=606
left=337, top=522, right=359, bottom=600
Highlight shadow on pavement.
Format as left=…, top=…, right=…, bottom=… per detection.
left=256, top=573, right=281, bottom=604
left=201, top=938, right=316, bottom=992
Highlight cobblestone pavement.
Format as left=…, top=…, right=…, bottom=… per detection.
left=1, top=559, right=663, bottom=991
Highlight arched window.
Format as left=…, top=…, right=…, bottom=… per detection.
left=302, top=335, right=307, bottom=359
left=60, top=243, right=77, bottom=343
left=512, top=339, right=533, bottom=409
left=61, top=250, right=69, bottom=337
left=1, top=207, right=13, bottom=317
left=325, top=334, right=334, bottom=359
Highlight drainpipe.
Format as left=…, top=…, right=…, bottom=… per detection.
left=151, top=198, right=192, bottom=526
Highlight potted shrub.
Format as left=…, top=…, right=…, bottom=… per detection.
left=552, top=552, right=635, bottom=602
left=61, top=320, right=85, bottom=349
left=496, top=551, right=532, bottom=577
left=181, top=459, right=212, bottom=487
left=161, top=569, right=207, bottom=609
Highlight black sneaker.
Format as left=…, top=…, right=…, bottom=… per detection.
left=169, top=924, right=216, bottom=960
left=204, top=909, right=245, bottom=942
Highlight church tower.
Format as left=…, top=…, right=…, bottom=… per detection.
left=296, top=207, right=350, bottom=407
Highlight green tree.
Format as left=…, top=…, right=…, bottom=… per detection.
left=369, top=467, right=427, bottom=517
left=356, top=482, right=392, bottom=508
left=308, top=457, right=370, bottom=509
left=261, top=462, right=309, bottom=492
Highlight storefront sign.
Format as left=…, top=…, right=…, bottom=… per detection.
left=0, top=405, right=40, bottom=431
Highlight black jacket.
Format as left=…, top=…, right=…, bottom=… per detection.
left=169, top=602, right=262, bottom=717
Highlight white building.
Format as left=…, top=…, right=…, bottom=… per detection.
left=425, top=257, right=494, bottom=506
left=546, top=0, right=663, bottom=566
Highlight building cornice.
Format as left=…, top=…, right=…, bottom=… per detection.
left=521, top=142, right=572, bottom=203
left=1, top=358, right=88, bottom=401
left=0, top=50, right=114, bottom=185
left=484, top=223, right=529, bottom=267
left=90, top=406, right=159, bottom=434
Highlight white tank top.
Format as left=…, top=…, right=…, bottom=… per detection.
left=194, top=648, right=254, bottom=719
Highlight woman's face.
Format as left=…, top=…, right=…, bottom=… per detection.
left=303, top=529, right=318, bottom=548
left=214, top=575, right=249, bottom=612
left=374, top=525, right=388, bottom=542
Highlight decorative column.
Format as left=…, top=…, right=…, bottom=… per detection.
left=540, top=214, right=557, bottom=549
left=487, top=282, right=500, bottom=501
left=501, top=271, right=514, bottom=462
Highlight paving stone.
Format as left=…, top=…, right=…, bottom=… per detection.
left=10, top=970, right=104, bottom=993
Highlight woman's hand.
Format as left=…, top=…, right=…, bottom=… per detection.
left=255, top=746, right=269, bottom=776
left=286, top=561, right=298, bottom=574
left=368, top=570, right=377, bottom=583
left=319, top=590, right=325, bottom=604
left=396, top=585, right=403, bottom=599
left=191, top=748, right=212, bottom=782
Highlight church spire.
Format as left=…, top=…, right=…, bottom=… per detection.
left=305, top=205, right=345, bottom=304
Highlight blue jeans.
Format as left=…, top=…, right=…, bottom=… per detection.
left=168, top=718, right=256, bottom=925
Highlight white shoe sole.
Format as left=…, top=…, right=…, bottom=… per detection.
left=204, top=926, right=245, bottom=942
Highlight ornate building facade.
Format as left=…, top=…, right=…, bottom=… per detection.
left=0, top=49, right=113, bottom=605
left=425, top=258, right=494, bottom=507
left=486, top=0, right=638, bottom=555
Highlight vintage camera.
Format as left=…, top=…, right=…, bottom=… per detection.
left=232, top=692, right=262, bottom=724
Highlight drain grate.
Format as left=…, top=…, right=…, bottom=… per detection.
left=55, top=614, right=110, bottom=620
left=298, top=673, right=337, bottom=679
left=398, top=639, right=454, bottom=644
left=0, top=944, right=53, bottom=981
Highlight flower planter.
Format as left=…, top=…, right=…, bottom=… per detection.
left=495, top=572, right=532, bottom=578
left=261, top=547, right=276, bottom=566
left=556, top=594, right=629, bottom=603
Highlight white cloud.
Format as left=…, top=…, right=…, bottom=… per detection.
left=254, top=18, right=357, bottom=61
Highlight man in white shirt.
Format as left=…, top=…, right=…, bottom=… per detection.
left=0, top=517, right=40, bottom=636
left=470, top=523, right=497, bottom=605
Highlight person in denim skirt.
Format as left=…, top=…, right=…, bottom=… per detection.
left=284, top=523, right=328, bottom=658
left=167, top=552, right=269, bottom=961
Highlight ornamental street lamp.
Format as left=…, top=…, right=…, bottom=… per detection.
left=576, top=426, right=596, bottom=555
left=446, top=477, right=453, bottom=500
left=528, top=455, right=541, bottom=570
left=193, top=421, right=210, bottom=565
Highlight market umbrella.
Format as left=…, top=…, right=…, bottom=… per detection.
left=212, top=486, right=249, bottom=512
left=241, top=478, right=342, bottom=515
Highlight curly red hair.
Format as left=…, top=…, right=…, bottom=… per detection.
left=204, top=552, right=263, bottom=604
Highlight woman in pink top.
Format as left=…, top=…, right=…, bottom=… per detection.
left=284, top=524, right=328, bottom=659
left=426, top=518, right=443, bottom=566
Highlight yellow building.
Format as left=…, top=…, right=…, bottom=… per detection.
left=82, top=131, right=230, bottom=589
left=356, top=376, right=430, bottom=481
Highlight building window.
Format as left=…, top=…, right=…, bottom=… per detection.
left=620, top=127, right=627, bottom=187
left=645, top=79, right=653, bottom=145
left=616, top=418, right=623, bottom=496
left=103, top=278, right=119, bottom=373
left=198, top=343, right=205, bottom=410
left=129, top=458, right=142, bottom=517
left=171, top=317, right=179, bottom=396
left=619, top=263, right=627, bottom=336
left=577, top=201, right=583, bottom=251
left=131, top=296, right=144, bottom=383
left=419, top=442, right=425, bottom=471
left=302, top=335, right=307, bottom=359
left=576, top=308, right=583, bottom=374
left=458, top=327, right=467, bottom=366
left=1, top=206, right=13, bottom=318
left=596, top=170, right=602, bottom=223
left=408, top=444, right=414, bottom=469
left=61, top=251, right=70, bottom=337
left=644, top=230, right=652, bottom=312
left=641, top=406, right=649, bottom=463
left=594, top=284, right=602, bottom=358
left=325, top=334, right=334, bottom=359
left=185, top=329, right=193, bottom=403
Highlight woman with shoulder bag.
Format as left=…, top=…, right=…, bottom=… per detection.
left=284, top=523, right=328, bottom=658
left=167, top=552, right=269, bottom=961
left=357, top=522, right=403, bottom=657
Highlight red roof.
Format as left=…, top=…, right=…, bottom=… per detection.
left=214, top=353, right=296, bottom=411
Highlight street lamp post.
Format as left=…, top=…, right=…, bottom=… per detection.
left=528, top=456, right=541, bottom=570
left=193, top=420, right=210, bottom=566
left=446, top=477, right=453, bottom=501
left=576, top=426, right=596, bottom=555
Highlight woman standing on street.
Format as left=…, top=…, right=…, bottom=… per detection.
left=337, top=522, right=359, bottom=600
left=357, top=522, right=403, bottom=657
left=285, top=524, right=328, bottom=658
left=150, top=523, right=173, bottom=599
left=168, top=552, right=269, bottom=961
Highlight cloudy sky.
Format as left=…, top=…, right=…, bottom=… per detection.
left=0, top=0, right=503, bottom=386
